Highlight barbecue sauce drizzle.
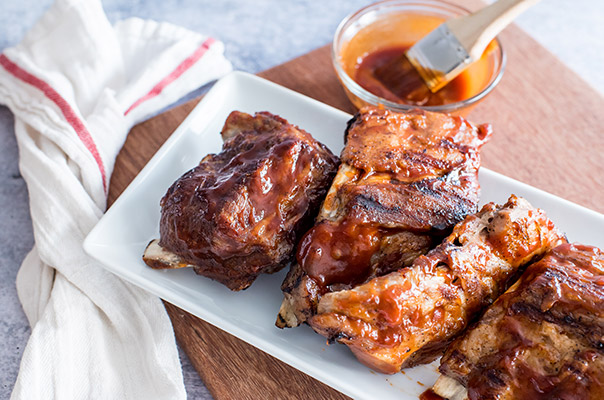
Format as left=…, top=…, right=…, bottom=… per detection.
left=297, top=219, right=380, bottom=288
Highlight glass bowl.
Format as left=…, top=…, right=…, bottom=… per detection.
left=332, top=0, right=506, bottom=116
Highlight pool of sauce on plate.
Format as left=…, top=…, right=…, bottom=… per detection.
left=419, top=389, right=445, bottom=400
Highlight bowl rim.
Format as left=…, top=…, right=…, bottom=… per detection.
left=331, top=0, right=507, bottom=112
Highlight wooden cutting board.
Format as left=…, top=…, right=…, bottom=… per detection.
left=107, top=1, right=604, bottom=398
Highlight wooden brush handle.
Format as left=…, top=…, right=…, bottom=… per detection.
left=446, top=0, right=542, bottom=60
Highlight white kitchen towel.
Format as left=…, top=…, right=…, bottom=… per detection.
left=0, top=0, right=232, bottom=398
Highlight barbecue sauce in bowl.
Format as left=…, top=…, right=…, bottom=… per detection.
left=354, top=45, right=470, bottom=106
left=333, top=2, right=504, bottom=115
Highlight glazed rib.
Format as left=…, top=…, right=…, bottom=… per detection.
left=143, top=111, right=338, bottom=290
left=434, top=243, right=604, bottom=400
left=309, top=195, right=566, bottom=373
left=278, top=107, right=492, bottom=328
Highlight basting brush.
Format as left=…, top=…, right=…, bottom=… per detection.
left=375, top=0, right=541, bottom=96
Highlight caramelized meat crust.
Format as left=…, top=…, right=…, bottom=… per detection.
left=278, top=107, right=491, bottom=327
left=435, top=243, right=604, bottom=400
left=308, top=195, right=566, bottom=373
left=143, top=111, right=338, bottom=290
left=342, top=106, right=489, bottom=182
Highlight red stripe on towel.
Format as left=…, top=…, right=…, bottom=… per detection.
left=0, top=54, right=108, bottom=192
left=124, top=37, right=216, bottom=116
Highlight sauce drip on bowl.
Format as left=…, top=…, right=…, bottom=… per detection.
left=354, top=45, right=468, bottom=106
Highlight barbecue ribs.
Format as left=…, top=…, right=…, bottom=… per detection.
left=309, top=195, right=566, bottom=373
left=434, top=243, right=604, bottom=400
left=277, top=107, right=492, bottom=328
left=143, top=111, right=338, bottom=290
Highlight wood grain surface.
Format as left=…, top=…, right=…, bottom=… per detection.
left=107, top=1, right=604, bottom=398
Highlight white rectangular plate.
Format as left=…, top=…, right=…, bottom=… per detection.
left=84, top=71, right=604, bottom=400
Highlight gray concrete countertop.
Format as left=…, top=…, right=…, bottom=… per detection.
left=1, top=1, right=603, bottom=399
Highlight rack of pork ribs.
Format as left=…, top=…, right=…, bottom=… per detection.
left=431, top=243, right=604, bottom=400
left=275, top=106, right=583, bottom=376
left=277, top=106, right=493, bottom=331
left=143, top=110, right=339, bottom=290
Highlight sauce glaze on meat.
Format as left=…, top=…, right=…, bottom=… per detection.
left=299, top=107, right=491, bottom=288
left=435, top=243, right=604, bottom=400
left=309, top=196, right=566, bottom=373
left=278, top=107, right=491, bottom=328
left=144, top=111, right=338, bottom=290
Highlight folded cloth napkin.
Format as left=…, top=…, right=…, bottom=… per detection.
left=0, top=0, right=232, bottom=398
